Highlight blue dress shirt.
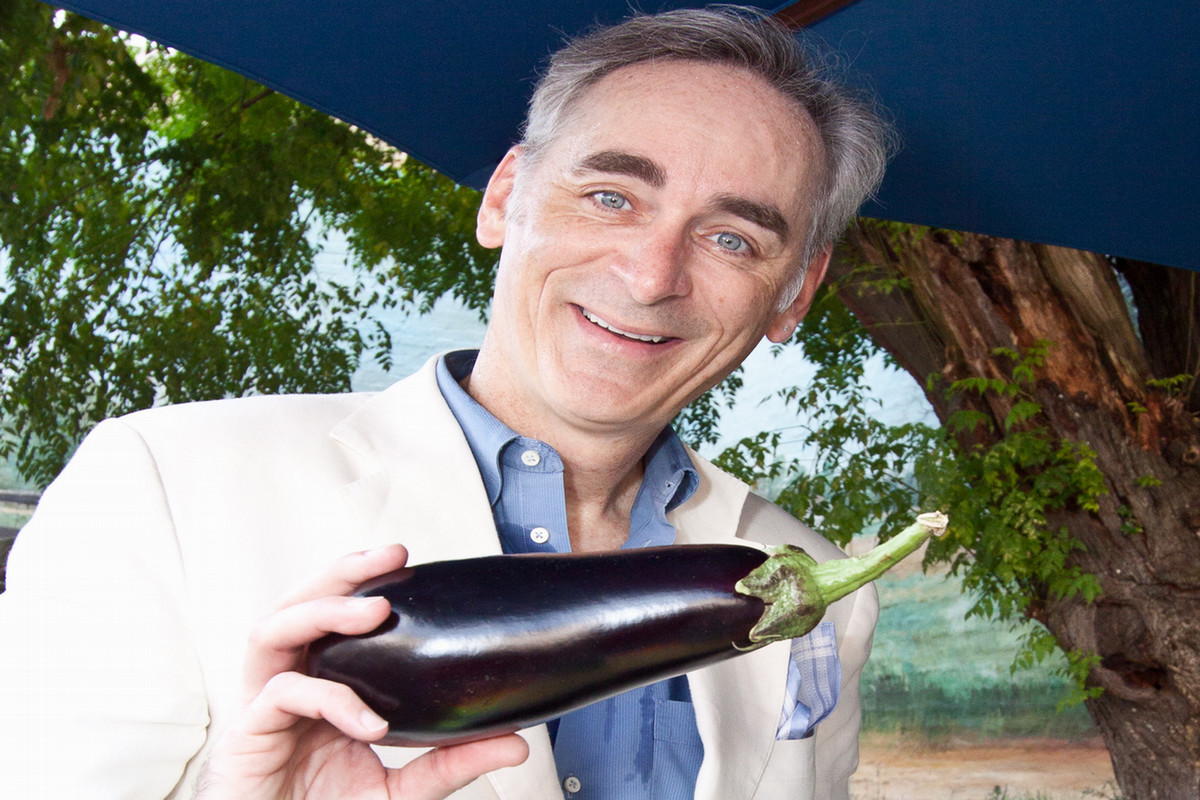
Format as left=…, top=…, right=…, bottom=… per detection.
left=436, top=351, right=840, bottom=799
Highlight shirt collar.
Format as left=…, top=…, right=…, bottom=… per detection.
left=435, top=349, right=700, bottom=516
left=640, top=426, right=700, bottom=515
left=436, top=350, right=515, bottom=505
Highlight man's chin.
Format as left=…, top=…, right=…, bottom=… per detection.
left=549, top=384, right=672, bottom=432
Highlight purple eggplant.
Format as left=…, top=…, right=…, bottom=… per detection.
left=306, top=512, right=948, bottom=746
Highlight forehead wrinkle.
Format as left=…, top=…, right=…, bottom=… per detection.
left=712, top=194, right=790, bottom=243
left=574, top=149, right=666, bottom=189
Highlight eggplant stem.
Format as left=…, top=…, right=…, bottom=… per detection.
left=810, top=511, right=948, bottom=605
left=735, top=511, right=948, bottom=647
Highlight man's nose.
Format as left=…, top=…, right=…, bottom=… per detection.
left=611, top=227, right=692, bottom=305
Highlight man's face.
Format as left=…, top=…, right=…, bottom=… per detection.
left=475, top=59, right=829, bottom=437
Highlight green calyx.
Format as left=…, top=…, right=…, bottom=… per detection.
left=734, top=511, right=949, bottom=648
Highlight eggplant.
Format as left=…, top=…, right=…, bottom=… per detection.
left=306, top=512, right=947, bottom=746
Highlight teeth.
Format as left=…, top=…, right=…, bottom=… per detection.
left=582, top=308, right=668, bottom=344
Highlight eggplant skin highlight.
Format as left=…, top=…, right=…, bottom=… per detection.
left=306, top=544, right=769, bottom=747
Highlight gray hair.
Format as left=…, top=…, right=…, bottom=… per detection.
left=520, top=6, right=898, bottom=307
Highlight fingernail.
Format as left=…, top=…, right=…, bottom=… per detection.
left=346, top=596, right=383, bottom=609
left=361, top=708, right=388, bottom=732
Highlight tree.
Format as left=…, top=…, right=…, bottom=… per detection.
left=0, top=0, right=495, bottom=485
left=763, top=224, right=1199, bottom=799
left=4, top=3, right=1199, bottom=797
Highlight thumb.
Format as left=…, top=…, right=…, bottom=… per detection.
left=393, top=734, right=530, bottom=800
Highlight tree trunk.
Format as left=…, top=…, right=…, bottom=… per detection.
left=837, top=222, right=1200, bottom=799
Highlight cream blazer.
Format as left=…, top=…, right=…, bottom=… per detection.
left=0, top=356, right=877, bottom=800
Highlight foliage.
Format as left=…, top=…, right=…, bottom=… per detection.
left=710, top=281, right=942, bottom=549
left=673, top=370, right=744, bottom=450
left=770, top=283, right=941, bottom=547
left=916, top=342, right=1106, bottom=703
left=920, top=343, right=1105, bottom=603
left=0, top=2, right=493, bottom=485
left=1145, top=372, right=1194, bottom=397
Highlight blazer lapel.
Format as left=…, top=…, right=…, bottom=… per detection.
left=670, top=455, right=790, bottom=800
left=328, top=356, right=502, bottom=563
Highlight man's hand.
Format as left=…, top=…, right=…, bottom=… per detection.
left=195, top=545, right=530, bottom=800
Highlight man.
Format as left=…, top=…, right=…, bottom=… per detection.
left=0, top=7, right=893, bottom=799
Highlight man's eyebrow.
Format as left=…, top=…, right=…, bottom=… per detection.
left=573, top=151, right=791, bottom=242
left=574, top=150, right=666, bottom=188
left=714, top=194, right=790, bottom=242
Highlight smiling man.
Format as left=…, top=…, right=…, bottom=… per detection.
left=0, top=7, right=894, bottom=800
left=469, top=57, right=831, bottom=555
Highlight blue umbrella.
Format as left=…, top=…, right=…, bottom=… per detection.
left=43, top=0, right=1200, bottom=271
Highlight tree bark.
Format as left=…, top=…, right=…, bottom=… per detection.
left=837, top=222, right=1200, bottom=799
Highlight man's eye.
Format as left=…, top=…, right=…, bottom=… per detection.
left=593, top=190, right=630, bottom=210
left=711, top=232, right=748, bottom=252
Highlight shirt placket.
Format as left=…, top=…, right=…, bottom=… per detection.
left=497, top=438, right=571, bottom=554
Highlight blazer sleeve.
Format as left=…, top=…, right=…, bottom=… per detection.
left=0, top=419, right=210, bottom=800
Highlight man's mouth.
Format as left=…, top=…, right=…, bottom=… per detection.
left=581, top=308, right=670, bottom=344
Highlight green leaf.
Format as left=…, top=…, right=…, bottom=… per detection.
left=1004, top=400, right=1042, bottom=430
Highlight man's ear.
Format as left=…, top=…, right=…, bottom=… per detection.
left=476, top=147, right=522, bottom=249
left=765, top=247, right=832, bottom=343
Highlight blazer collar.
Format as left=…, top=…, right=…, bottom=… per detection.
left=667, top=448, right=749, bottom=547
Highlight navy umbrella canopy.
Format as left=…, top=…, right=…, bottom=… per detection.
left=43, top=0, right=1200, bottom=271
left=45, top=0, right=759, bottom=188
left=811, top=0, right=1200, bottom=272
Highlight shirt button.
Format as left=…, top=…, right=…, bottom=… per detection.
left=563, top=775, right=582, bottom=794
left=529, top=527, right=550, bottom=544
left=521, top=449, right=541, bottom=467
